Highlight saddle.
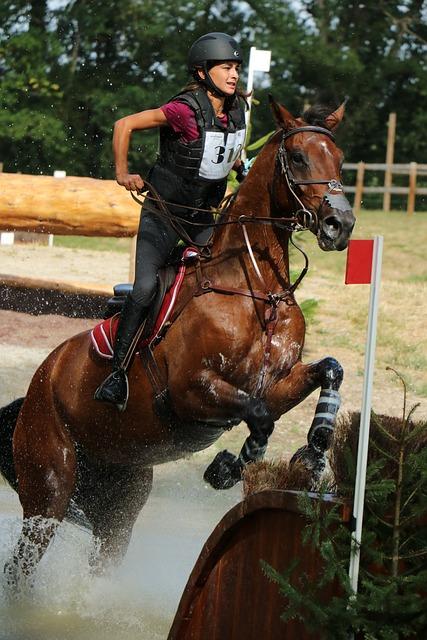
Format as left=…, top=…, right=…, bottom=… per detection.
left=91, top=246, right=199, bottom=359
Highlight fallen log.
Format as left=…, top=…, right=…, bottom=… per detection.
left=0, top=172, right=141, bottom=237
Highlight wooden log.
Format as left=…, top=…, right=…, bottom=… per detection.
left=0, top=172, right=141, bottom=237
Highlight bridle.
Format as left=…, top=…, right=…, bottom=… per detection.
left=276, top=125, right=346, bottom=233
left=131, top=125, right=345, bottom=242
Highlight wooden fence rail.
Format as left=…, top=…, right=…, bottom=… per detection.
left=343, top=162, right=427, bottom=215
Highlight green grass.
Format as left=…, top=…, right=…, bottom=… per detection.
left=404, top=274, right=427, bottom=283
left=301, top=209, right=427, bottom=284
left=297, top=209, right=426, bottom=412
left=300, top=298, right=319, bottom=324
left=54, top=236, right=132, bottom=253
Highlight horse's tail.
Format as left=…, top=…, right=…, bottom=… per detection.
left=0, top=397, right=24, bottom=492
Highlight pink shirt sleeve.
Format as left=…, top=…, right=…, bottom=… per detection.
left=160, top=101, right=199, bottom=142
left=160, top=99, right=229, bottom=143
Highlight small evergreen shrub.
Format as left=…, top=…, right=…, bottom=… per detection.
left=253, top=371, right=427, bottom=639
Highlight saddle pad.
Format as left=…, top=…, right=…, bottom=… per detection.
left=91, top=247, right=198, bottom=359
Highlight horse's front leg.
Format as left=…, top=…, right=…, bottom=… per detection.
left=270, top=356, right=343, bottom=484
left=186, top=374, right=274, bottom=490
left=204, top=395, right=274, bottom=490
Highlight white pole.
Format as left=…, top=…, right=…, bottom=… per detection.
left=348, top=235, right=384, bottom=594
left=52, top=170, right=67, bottom=247
left=242, top=47, right=256, bottom=161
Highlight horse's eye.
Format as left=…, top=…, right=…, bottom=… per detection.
left=291, top=152, right=306, bottom=166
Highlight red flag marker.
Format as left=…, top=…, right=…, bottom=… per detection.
left=346, top=235, right=384, bottom=599
left=345, top=239, right=374, bottom=284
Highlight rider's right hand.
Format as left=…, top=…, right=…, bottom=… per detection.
left=116, top=173, right=145, bottom=193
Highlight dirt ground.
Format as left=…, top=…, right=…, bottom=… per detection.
left=0, top=238, right=425, bottom=460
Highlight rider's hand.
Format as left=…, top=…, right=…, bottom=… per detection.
left=116, top=173, right=145, bottom=193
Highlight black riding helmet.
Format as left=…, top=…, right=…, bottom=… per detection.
left=188, top=32, right=243, bottom=97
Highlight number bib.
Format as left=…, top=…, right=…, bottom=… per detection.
left=199, top=129, right=246, bottom=180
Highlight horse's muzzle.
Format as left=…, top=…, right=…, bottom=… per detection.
left=318, top=208, right=355, bottom=251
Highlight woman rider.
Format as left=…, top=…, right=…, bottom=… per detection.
left=94, top=32, right=247, bottom=411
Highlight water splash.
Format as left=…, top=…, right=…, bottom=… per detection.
left=0, top=458, right=242, bottom=639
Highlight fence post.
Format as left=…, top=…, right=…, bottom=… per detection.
left=354, top=161, right=365, bottom=214
left=383, top=112, right=396, bottom=212
left=407, top=162, right=417, bottom=216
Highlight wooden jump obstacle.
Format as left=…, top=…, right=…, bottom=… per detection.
left=0, top=172, right=140, bottom=237
left=168, top=490, right=351, bottom=640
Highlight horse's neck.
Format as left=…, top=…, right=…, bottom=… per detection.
left=211, top=139, right=292, bottom=291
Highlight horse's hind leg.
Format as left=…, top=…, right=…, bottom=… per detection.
left=4, top=391, right=77, bottom=596
left=83, top=462, right=153, bottom=575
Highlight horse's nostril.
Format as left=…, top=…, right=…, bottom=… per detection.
left=323, top=216, right=341, bottom=238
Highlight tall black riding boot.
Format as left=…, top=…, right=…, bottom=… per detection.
left=94, top=295, right=148, bottom=411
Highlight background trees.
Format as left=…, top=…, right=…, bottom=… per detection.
left=0, top=0, right=426, bottom=178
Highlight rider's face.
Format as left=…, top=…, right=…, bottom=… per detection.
left=199, top=61, right=240, bottom=96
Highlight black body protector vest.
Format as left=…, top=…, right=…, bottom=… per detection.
left=147, top=89, right=246, bottom=216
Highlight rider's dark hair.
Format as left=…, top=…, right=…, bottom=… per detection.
left=302, top=104, right=334, bottom=128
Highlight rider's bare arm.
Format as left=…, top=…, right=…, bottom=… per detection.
left=113, top=108, right=168, bottom=192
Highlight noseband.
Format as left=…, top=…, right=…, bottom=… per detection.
left=277, top=126, right=348, bottom=231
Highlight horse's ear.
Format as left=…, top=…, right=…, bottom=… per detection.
left=324, top=101, right=346, bottom=131
left=268, top=94, right=297, bottom=130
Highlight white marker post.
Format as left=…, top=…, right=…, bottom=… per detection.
left=347, top=235, right=384, bottom=594
left=243, top=46, right=271, bottom=160
left=51, top=170, right=67, bottom=247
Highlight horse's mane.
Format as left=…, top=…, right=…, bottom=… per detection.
left=302, top=104, right=333, bottom=128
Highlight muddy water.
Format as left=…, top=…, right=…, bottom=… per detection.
left=0, top=459, right=242, bottom=640
left=0, top=311, right=245, bottom=639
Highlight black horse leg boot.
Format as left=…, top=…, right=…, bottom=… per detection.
left=94, top=295, right=147, bottom=411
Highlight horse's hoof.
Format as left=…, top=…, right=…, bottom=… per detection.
left=290, top=444, right=326, bottom=485
left=204, top=450, right=242, bottom=490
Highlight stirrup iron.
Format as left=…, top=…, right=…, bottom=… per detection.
left=94, top=368, right=129, bottom=412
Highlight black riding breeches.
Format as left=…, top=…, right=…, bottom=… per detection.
left=130, top=207, right=214, bottom=310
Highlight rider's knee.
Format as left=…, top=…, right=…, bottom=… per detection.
left=130, top=279, right=157, bottom=308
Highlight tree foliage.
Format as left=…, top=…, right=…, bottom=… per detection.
left=262, top=372, right=427, bottom=639
left=0, top=0, right=426, bottom=177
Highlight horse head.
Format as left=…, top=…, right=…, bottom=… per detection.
left=269, top=97, right=355, bottom=251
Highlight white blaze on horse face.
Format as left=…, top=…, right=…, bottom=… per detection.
left=319, top=140, right=333, bottom=158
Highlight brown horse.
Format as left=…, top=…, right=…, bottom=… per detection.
left=0, top=97, right=355, bottom=593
